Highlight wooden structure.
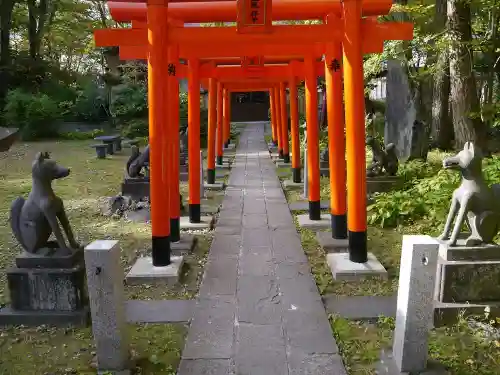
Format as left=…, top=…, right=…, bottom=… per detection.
left=94, top=0, right=413, bottom=267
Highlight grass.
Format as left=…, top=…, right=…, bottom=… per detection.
left=0, top=139, right=220, bottom=373
left=277, top=148, right=500, bottom=374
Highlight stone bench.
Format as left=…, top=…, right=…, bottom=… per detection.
left=94, top=135, right=121, bottom=155
left=90, top=144, right=108, bottom=159
left=123, top=139, right=140, bottom=148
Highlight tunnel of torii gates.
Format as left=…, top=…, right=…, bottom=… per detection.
left=94, top=0, right=413, bottom=268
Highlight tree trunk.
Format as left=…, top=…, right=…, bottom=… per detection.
left=0, top=0, right=15, bottom=114
left=430, top=0, right=453, bottom=149
left=447, top=0, right=488, bottom=151
left=27, top=0, right=51, bottom=60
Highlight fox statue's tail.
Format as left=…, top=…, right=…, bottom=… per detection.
left=10, top=197, right=25, bottom=249
left=492, top=184, right=500, bottom=201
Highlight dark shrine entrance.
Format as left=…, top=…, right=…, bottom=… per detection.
left=230, top=91, right=270, bottom=122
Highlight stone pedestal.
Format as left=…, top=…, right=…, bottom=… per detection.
left=434, top=237, right=500, bottom=303
left=283, top=180, right=303, bottom=190
left=0, top=248, right=89, bottom=327
left=122, top=178, right=150, bottom=200
left=316, top=231, right=349, bottom=253
left=180, top=164, right=188, bottom=174
left=326, top=253, right=388, bottom=281
left=84, top=240, right=131, bottom=374
left=126, top=256, right=184, bottom=286
left=297, top=213, right=331, bottom=231
left=366, top=176, right=402, bottom=194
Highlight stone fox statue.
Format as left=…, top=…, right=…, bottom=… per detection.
left=10, top=152, right=80, bottom=254
left=126, top=145, right=150, bottom=178
left=438, top=142, right=500, bottom=246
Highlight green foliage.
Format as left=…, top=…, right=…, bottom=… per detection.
left=111, top=83, right=148, bottom=120
left=368, top=156, right=500, bottom=229
left=121, top=118, right=149, bottom=139
left=3, top=88, right=59, bottom=140
left=58, top=129, right=105, bottom=140
left=70, top=82, right=108, bottom=122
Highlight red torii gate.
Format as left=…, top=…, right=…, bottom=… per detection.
left=94, top=0, right=413, bottom=272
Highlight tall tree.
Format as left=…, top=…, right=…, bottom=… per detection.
left=430, top=0, right=453, bottom=149
left=447, top=0, right=487, bottom=150
left=0, top=0, right=16, bottom=112
left=27, top=0, right=56, bottom=59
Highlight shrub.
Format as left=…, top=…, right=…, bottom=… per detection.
left=368, top=155, right=500, bottom=229
left=121, top=118, right=149, bottom=139
left=72, top=82, right=108, bottom=122
left=58, top=129, right=105, bottom=140
left=111, top=83, right=147, bottom=120
left=4, top=88, right=60, bottom=140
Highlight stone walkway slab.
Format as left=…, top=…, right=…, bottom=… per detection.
left=178, top=122, right=346, bottom=375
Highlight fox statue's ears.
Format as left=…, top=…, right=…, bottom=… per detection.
left=464, top=142, right=475, bottom=155
left=35, top=152, right=50, bottom=163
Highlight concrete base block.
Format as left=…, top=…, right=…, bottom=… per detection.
left=204, top=182, right=225, bottom=191
left=316, top=231, right=349, bottom=253
left=215, top=163, right=231, bottom=170
left=0, top=306, right=89, bottom=327
left=283, top=180, right=303, bottom=189
left=275, top=161, right=292, bottom=168
left=180, top=215, right=214, bottom=230
left=171, top=234, right=198, bottom=256
left=296, top=213, right=331, bottom=231
left=125, top=256, right=184, bottom=286
left=288, top=200, right=329, bottom=212
left=377, top=349, right=449, bottom=375
left=326, top=252, right=388, bottom=281
left=98, top=370, right=131, bottom=375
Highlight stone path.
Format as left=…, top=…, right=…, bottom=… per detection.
left=178, top=123, right=347, bottom=375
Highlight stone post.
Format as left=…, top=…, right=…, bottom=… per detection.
left=302, top=147, right=308, bottom=199
left=200, top=151, right=205, bottom=199
left=84, top=240, right=130, bottom=374
left=392, top=235, right=439, bottom=373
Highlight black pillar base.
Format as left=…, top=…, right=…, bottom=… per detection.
left=189, top=204, right=201, bottom=224
left=273, top=140, right=278, bottom=146
left=283, top=153, right=290, bottom=163
left=292, top=167, right=302, bottom=183
left=224, top=141, right=229, bottom=148
left=278, top=149, right=283, bottom=158
left=309, top=200, right=321, bottom=221
left=348, top=230, right=368, bottom=263
left=152, top=236, right=171, bottom=266
left=207, top=168, right=216, bottom=184
left=216, top=155, right=224, bottom=165
left=170, top=217, right=180, bottom=243
left=331, top=214, right=348, bottom=239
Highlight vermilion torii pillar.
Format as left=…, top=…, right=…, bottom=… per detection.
left=325, top=38, right=348, bottom=240
left=343, top=0, right=368, bottom=262
left=279, top=82, right=290, bottom=163
left=216, top=82, right=224, bottom=166
left=274, top=86, right=283, bottom=158
left=223, top=89, right=231, bottom=148
left=188, top=58, right=201, bottom=223
left=269, top=89, right=278, bottom=145
left=147, top=1, right=171, bottom=266
left=168, top=44, right=181, bottom=243
left=304, top=55, right=321, bottom=220
left=207, top=78, right=217, bottom=184
left=289, top=77, right=301, bottom=183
